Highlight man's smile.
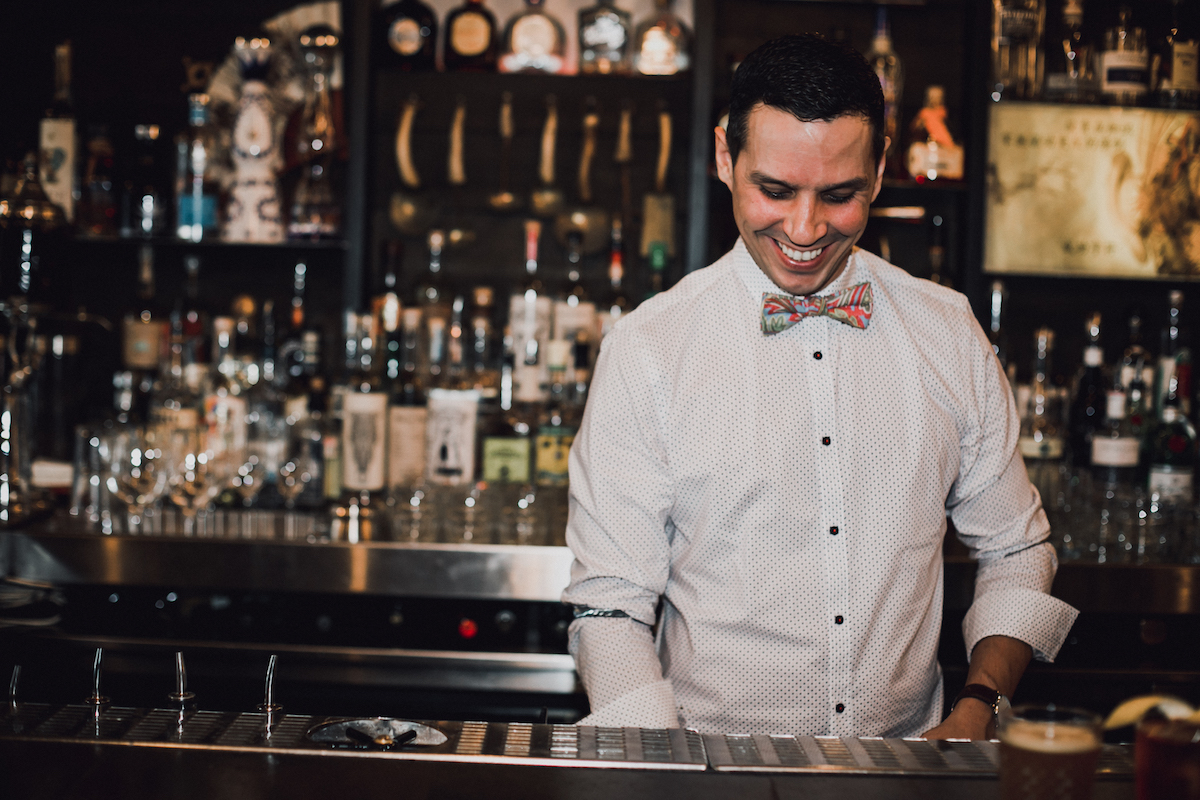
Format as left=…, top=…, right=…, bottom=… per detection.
left=774, top=239, right=826, bottom=265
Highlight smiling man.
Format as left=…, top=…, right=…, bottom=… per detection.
left=562, top=35, right=1078, bottom=739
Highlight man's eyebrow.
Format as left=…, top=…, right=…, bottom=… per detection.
left=747, top=172, right=871, bottom=193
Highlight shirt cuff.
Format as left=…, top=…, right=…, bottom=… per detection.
left=576, top=680, right=681, bottom=729
left=962, top=587, right=1079, bottom=663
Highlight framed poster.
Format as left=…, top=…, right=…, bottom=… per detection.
left=984, top=102, right=1200, bottom=279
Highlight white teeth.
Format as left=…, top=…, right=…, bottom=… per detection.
left=779, top=241, right=823, bottom=262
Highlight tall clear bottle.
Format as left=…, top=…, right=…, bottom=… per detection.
left=1155, top=290, right=1191, bottom=418
left=1044, top=0, right=1097, bottom=102
left=866, top=8, right=904, bottom=176
left=337, top=313, right=387, bottom=541
left=1089, top=377, right=1141, bottom=563
left=991, top=0, right=1046, bottom=100
left=175, top=94, right=221, bottom=242
left=288, top=26, right=342, bottom=241
left=387, top=308, right=431, bottom=540
left=510, top=220, right=553, bottom=406
left=1068, top=312, right=1107, bottom=468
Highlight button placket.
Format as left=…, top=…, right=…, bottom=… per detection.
left=802, top=318, right=852, bottom=735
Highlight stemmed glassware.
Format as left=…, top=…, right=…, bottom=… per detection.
left=105, top=426, right=169, bottom=534
left=277, top=421, right=321, bottom=539
left=165, top=427, right=234, bottom=536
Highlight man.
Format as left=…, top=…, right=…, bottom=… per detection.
left=561, top=35, right=1078, bottom=739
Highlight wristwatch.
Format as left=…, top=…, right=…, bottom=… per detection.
left=952, top=683, right=1011, bottom=726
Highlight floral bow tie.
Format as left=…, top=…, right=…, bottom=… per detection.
left=761, top=282, right=873, bottom=334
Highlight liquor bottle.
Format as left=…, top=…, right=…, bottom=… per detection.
left=79, top=125, right=117, bottom=236
left=866, top=8, right=904, bottom=176
left=443, top=0, right=499, bottom=72
left=987, top=280, right=1013, bottom=380
left=1155, top=290, right=1191, bottom=417
left=425, top=388, right=482, bottom=488
left=1089, top=374, right=1140, bottom=562
left=1044, top=0, right=1097, bottom=102
left=387, top=307, right=428, bottom=496
left=125, top=124, right=167, bottom=237
left=1146, top=375, right=1197, bottom=505
left=1155, top=0, right=1200, bottom=109
left=632, top=0, right=691, bottom=75
left=149, top=307, right=202, bottom=438
left=991, top=0, right=1046, bottom=101
left=1100, top=5, right=1149, bottom=106
left=578, top=0, right=632, bottom=74
left=122, top=244, right=168, bottom=376
left=39, top=42, right=77, bottom=223
left=176, top=94, right=221, bottom=242
left=598, top=219, right=632, bottom=340
left=1068, top=312, right=1107, bottom=467
left=645, top=241, right=667, bottom=300
left=510, top=220, right=553, bottom=405
left=1119, top=312, right=1153, bottom=390
left=1020, top=329, right=1064, bottom=460
left=377, top=0, right=438, bottom=71
left=904, top=86, right=964, bottom=182
left=469, top=287, right=500, bottom=399
left=341, top=313, right=388, bottom=500
left=289, top=26, right=342, bottom=241
left=223, top=37, right=285, bottom=244
left=499, top=0, right=566, bottom=73
left=205, top=316, right=250, bottom=469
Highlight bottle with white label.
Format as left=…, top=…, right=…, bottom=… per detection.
left=425, top=388, right=483, bottom=542
left=499, top=0, right=566, bottom=74
left=39, top=42, right=77, bottom=223
left=204, top=317, right=249, bottom=468
left=386, top=308, right=428, bottom=496
left=335, top=314, right=387, bottom=541
left=1089, top=386, right=1140, bottom=562
left=1156, top=0, right=1199, bottom=110
left=1100, top=5, right=1149, bottom=105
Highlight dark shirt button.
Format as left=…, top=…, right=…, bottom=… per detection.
left=821, top=436, right=831, bottom=446
left=830, top=526, right=839, bottom=535
left=835, top=615, right=844, bottom=625
left=813, top=351, right=823, bottom=360
left=835, top=703, right=845, bottom=713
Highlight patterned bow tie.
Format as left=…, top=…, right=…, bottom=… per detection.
left=761, top=282, right=873, bottom=334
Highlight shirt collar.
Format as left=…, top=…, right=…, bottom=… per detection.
left=730, top=237, right=870, bottom=303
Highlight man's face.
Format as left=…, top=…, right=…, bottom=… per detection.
left=715, top=105, right=886, bottom=296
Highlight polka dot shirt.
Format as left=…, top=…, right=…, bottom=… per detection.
left=562, top=239, right=1079, bottom=737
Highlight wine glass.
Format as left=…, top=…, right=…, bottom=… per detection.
left=105, top=427, right=169, bottom=534
left=277, top=426, right=320, bottom=539
left=166, top=428, right=233, bottom=536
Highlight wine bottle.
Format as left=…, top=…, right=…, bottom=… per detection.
left=39, top=41, right=77, bottom=223
left=1068, top=312, right=1107, bottom=468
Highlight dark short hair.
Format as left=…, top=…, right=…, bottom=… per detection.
left=726, top=34, right=885, bottom=165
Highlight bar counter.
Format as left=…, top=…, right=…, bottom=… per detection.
left=1, top=706, right=1136, bottom=800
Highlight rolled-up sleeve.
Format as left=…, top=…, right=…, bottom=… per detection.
left=947, top=313, right=1079, bottom=663
left=562, top=326, right=680, bottom=726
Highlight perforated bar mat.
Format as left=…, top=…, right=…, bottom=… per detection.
left=702, top=733, right=1135, bottom=777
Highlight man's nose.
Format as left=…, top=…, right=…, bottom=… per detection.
left=781, top=195, right=826, bottom=247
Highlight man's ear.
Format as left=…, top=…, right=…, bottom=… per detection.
left=871, top=136, right=890, bottom=202
left=715, top=125, right=735, bottom=190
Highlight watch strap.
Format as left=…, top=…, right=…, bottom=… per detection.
left=952, top=683, right=1002, bottom=715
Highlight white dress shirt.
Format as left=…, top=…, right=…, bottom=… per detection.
left=562, top=240, right=1079, bottom=737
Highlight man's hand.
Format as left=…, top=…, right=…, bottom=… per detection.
left=922, top=634, right=1033, bottom=741
left=923, top=696, right=994, bottom=740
